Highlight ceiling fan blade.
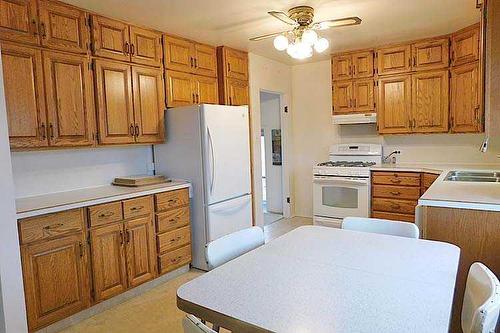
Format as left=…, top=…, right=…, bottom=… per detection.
left=249, top=31, right=290, bottom=41
left=268, top=11, right=297, bottom=26
left=311, top=17, right=362, bottom=30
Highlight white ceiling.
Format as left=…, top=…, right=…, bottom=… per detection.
left=63, top=0, right=480, bottom=65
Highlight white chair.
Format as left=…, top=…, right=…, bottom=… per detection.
left=342, top=217, right=419, bottom=239
left=206, top=226, right=264, bottom=269
left=462, top=262, right=500, bottom=333
left=183, top=314, right=217, bottom=333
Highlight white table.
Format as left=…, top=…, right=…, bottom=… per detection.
left=177, top=226, right=460, bottom=333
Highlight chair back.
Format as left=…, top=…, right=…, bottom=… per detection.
left=206, top=226, right=264, bottom=269
left=342, top=217, right=419, bottom=239
left=182, top=314, right=216, bottom=333
left=462, top=262, right=500, bottom=333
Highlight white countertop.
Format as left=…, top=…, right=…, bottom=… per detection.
left=16, top=180, right=191, bottom=219
left=370, top=163, right=500, bottom=212
left=178, top=226, right=460, bottom=333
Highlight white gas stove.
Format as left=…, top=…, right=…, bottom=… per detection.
left=313, top=144, right=382, bottom=228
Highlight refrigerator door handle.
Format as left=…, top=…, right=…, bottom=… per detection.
left=208, top=127, right=216, bottom=194
left=210, top=195, right=250, bottom=214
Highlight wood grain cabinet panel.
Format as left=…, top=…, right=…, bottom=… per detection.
left=332, top=81, right=353, bottom=113
left=158, top=244, right=191, bottom=275
left=193, top=43, right=217, bottom=77
left=451, top=62, right=481, bottom=133
left=130, top=26, right=162, bottom=67
left=155, top=189, right=189, bottom=212
left=372, top=198, right=418, bottom=215
left=38, top=0, right=89, bottom=54
left=332, top=54, right=352, bottom=81
left=21, top=234, right=90, bottom=331
left=0, top=42, right=48, bottom=148
left=194, top=75, right=218, bottom=105
left=88, top=202, right=123, bottom=227
left=451, top=24, right=479, bottom=66
left=19, top=209, right=84, bottom=244
left=372, top=185, right=421, bottom=200
left=377, top=75, right=412, bottom=134
left=94, top=59, right=135, bottom=144
left=377, top=44, right=411, bottom=76
left=353, top=79, right=374, bottom=112
left=122, top=195, right=153, bottom=219
left=90, top=15, right=130, bottom=62
left=372, top=211, right=415, bottom=223
left=156, top=207, right=190, bottom=233
left=226, top=77, right=249, bottom=106
left=163, top=35, right=194, bottom=73
left=165, top=69, right=194, bottom=107
left=411, top=69, right=449, bottom=133
left=132, top=66, right=165, bottom=143
left=0, top=0, right=39, bottom=45
left=372, top=172, right=421, bottom=186
left=157, top=225, right=191, bottom=253
left=411, top=38, right=449, bottom=71
left=352, top=51, right=374, bottom=78
left=43, top=51, right=94, bottom=147
left=223, top=47, right=248, bottom=81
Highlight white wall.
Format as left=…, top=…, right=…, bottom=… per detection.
left=260, top=92, right=282, bottom=214
left=12, top=146, right=153, bottom=198
left=248, top=53, right=292, bottom=225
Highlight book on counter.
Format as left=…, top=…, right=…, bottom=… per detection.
left=112, top=174, right=171, bottom=187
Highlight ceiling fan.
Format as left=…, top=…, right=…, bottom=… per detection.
left=250, top=6, right=361, bottom=60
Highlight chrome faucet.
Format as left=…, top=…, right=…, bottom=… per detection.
left=383, top=150, right=400, bottom=164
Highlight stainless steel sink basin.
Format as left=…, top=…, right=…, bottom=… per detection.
left=445, top=171, right=500, bottom=182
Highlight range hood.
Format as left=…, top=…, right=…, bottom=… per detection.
left=332, top=113, right=377, bottom=125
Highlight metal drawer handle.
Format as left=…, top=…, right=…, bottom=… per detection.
left=390, top=191, right=401, bottom=196
left=43, top=223, right=64, bottom=230
left=390, top=203, right=401, bottom=209
left=130, top=205, right=144, bottom=211
left=390, top=179, right=402, bottom=183
left=170, top=236, right=182, bottom=242
left=168, top=199, right=177, bottom=203
left=170, top=255, right=182, bottom=263
left=98, top=212, right=114, bottom=218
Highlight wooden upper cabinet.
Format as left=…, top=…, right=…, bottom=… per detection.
left=451, top=24, right=479, bottom=66
left=132, top=66, right=164, bottom=143
left=332, top=54, right=352, bottom=81
left=332, top=81, right=353, bottom=113
left=377, top=75, right=412, bottom=134
left=0, top=0, right=39, bottom=45
left=90, top=223, right=127, bottom=302
left=91, top=15, right=130, bottom=62
left=21, top=234, right=90, bottom=331
left=223, top=47, right=248, bottom=81
left=43, top=51, right=94, bottom=147
left=1, top=42, right=48, bottom=148
left=129, top=26, right=162, bottom=67
left=194, top=75, right=218, bottom=105
left=411, top=38, right=449, bottom=71
left=94, top=59, right=135, bottom=145
left=165, top=70, right=194, bottom=107
left=411, top=70, right=449, bottom=133
left=377, top=44, right=411, bottom=76
left=193, top=43, right=217, bottom=77
left=124, top=216, right=156, bottom=288
left=352, top=51, right=374, bottom=78
left=163, top=35, right=194, bottom=73
left=38, top=0, right=89, bottom=54
left=451, top=62, right=481, bottom=133
left=226, top=78, right=248, bottom=106
left=353, top=79, right=374, bottom=112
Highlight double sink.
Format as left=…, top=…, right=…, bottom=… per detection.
left=445, top=171, right=500, bottom=183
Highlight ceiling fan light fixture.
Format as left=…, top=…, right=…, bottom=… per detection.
left=287, top=41, right=313, bottom=60
left=302, top=29, right=318, bottom=46
left=273, top=35, right=289, bottom=51
left=314, top=37, right=329, bottom=53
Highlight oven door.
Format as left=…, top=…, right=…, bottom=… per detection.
left=313, top=176, right=370, bottom=219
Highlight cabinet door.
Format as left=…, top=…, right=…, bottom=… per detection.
left=194, top=75, right=218, bottom=105
left=163, top=35, right=194, bottom=73
left=132, top=66, right=165, bottom=143
left=377, top=75, right=412, bottom=134
left=38, top=0, right=89, bottom=54
left=411, top=38, right=449, bottom=71
left=130, top=26, right=162, bottom=67
left=1, top=42, right=48, bottom=148
left=226, top=78, right=249, bottom=106
left=451, top=62, right=481, bottom=133
left=43, top=51, right=94, bottom=147
left=22, top=234, right=90, bottom=331
left=165, top=70, right=194, bottom=107
left=353, top=79, right=374, bottom=112
left=224, top=47, right=248, bottom=81
left=331, top=55, right=352, bottom=81
left=352, top=51, right=374, bottom=79
left=94, top=60, right=135, bottom=144
left=332, top=81, right=353, bottom=113
left=90, top=223, right=127, bottom=302
left=124, top=216, right=156, bottom=288
left=411, top=70, right=449, bottom=133
left=377, top=44, right=411, bottom=76
left=0, top=0, right=39, bottom=45
left=194, top=43, right=217, bottom=77
left=451, top=25, right=479, bottom=66
left=91, top=15, right=130, bottom=62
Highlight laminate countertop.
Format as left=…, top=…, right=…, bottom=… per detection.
left=16, top=180, right=191, bottom=219
left=370, top=163, right=500, bottom=212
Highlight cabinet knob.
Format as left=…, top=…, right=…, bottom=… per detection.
left=39, top=22, right=46, bottom=38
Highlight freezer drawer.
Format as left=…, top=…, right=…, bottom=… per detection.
left=207, top=194, right=252, bottom=242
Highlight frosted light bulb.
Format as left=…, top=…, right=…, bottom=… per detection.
left=273, top=35, right=289, bottom=51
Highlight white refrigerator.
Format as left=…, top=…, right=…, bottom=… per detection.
left=154, top=104, right=253, bottom=270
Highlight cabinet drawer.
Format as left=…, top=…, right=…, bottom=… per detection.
left=156, top=207, right=190, bottom=233
left=19, top=209, right=84, bottom=244
left=158, top=245, right=191, bottom=275
left=372, top=185, right=421, bottom=200
left=157, top=226, right=191, bottom=253
left=88, top=202, right=123, bottom=227
left=155, top=189, right=189, bottom=211
left=123, top=196, right=153, bottom=219
left=372, top=198, right=418, bottom=215
left=372, top=172, right=421, bottom=186
left=423, top=173, right=440, bottom=188
left=372, top=211, right=415, bottom=223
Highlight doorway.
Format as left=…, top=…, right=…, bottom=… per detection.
left=260, top=91, right=283, bottom=225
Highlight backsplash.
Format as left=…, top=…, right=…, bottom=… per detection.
left=11, top=146, right=153, bottom=198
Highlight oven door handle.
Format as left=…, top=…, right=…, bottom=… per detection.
left=313, top=178, right=368, bottom=186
